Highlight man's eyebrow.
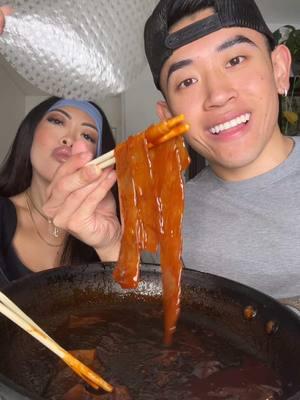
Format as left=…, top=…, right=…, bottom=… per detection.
left=216, top=35, right=257, bottom=52
left=167, top=59, right=193, bottom=84
left=166, top=35, right=256, bottom=84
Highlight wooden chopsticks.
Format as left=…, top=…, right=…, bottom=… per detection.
left=0, top=291, right=113, bottom=393
left=88, top=115, right=190, bottom=169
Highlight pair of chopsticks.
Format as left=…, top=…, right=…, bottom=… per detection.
left=0, top=291, right=113, bottom=393
left=88, top=114, right=190, bottom=169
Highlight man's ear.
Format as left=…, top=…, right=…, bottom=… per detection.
left=156, top=100, right=173, bottom=121
left=272, top=44, right=292, bottom=94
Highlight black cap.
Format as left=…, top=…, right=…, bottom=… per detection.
left=144, top=0, right=276, bottom=90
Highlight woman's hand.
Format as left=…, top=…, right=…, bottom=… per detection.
left=0, top=5, right=13, bottom=34
left=43, top=141, right=121, bottom=261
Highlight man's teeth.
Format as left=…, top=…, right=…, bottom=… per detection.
left=209, top=113, right=251, bottom=134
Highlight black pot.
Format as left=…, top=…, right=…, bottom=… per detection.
left=0, top=263, right=299, bottom=399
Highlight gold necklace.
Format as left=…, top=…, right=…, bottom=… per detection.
left=26, top=190, right=62, bottom=238
left=25, top=191, right=64, bottom=248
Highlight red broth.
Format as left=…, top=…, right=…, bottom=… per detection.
left=39, top=303, right=283, bottom=400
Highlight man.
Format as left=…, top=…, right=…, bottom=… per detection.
left=144, top=0, right=300, bottom=302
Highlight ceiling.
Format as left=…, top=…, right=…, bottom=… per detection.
left=0, top=0, right=299, bottom=96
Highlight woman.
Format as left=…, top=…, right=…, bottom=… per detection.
left=0, top=7, right=121, bottom=285
left=0, top=95, right=121, bottom=284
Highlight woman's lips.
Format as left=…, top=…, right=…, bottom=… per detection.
left=52, top=146, right=72, bottom=163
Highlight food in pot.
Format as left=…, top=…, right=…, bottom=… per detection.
left=114, top=132, right=190, bottom=345
left=29, top=304, right=283, bottom=399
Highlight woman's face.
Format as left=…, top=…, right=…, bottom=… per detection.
left=30, top=106, right=99, bottom=183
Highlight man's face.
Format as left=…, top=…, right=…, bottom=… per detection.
left=158, top=10, right=290, bottom=180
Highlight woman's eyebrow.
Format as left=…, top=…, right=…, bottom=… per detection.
left=216, top=34, right=257, bottom=52
left=49, top=108, right=97, bottom=131
left=82, top=122, right=97, bottom=131
left=49, top=108, right=71, bottom=119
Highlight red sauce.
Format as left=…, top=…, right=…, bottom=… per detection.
left=40, top=304, right=283, bottom=399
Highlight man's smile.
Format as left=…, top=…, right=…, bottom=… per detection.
left=209, top=113, right=251, bottom=135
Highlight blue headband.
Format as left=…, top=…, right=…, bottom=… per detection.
left=48, top=99, right=103, bottom=156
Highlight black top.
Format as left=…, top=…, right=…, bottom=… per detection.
left=0, top=196, right=32, bottom=288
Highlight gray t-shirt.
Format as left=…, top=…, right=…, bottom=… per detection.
left=183, top=136, right=300, bottom=299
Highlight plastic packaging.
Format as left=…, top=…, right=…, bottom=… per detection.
left=0, top=0, right=157, bottom=100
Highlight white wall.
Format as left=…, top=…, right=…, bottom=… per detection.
left=0, top=66, right=24, bottom=162
left=122, top=65, right=163, bottom=139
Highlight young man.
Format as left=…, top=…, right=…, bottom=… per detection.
left=144, top=0, right=300, bottom=303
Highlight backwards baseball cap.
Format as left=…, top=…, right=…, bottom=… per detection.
left=144, top=0, right=276, bottom=90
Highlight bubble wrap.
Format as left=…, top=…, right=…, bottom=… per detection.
left=0, top=0, right=157, bottom=100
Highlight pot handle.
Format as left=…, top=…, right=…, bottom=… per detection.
left=279, top=297, right=300, bottom=315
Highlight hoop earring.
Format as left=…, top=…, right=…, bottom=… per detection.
left=283, top=88, right=288, bottom=97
